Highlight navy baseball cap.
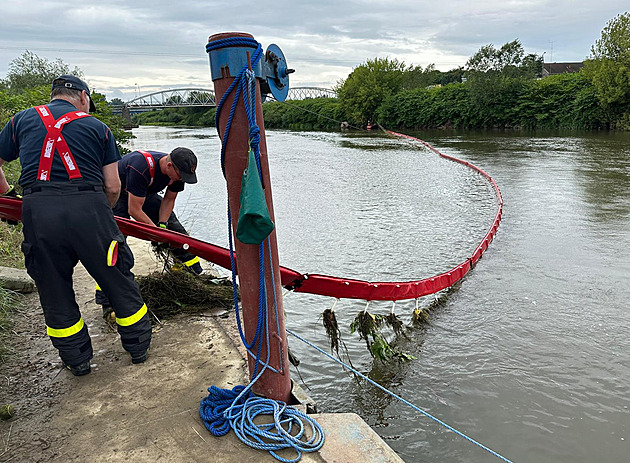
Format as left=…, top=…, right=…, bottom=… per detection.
left=52, top=75, right=96, bottom=112
left=170, top=147, right=198, bottom=184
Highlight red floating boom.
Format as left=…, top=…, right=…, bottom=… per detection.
left=0, top=131, right=502, bottom=302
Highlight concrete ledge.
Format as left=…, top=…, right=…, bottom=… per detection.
left=308, top=413, right=404, bottom=463
left=0, top=265, right=35, bottom=293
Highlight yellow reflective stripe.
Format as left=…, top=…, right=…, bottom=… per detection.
left=47, top=318, right=84, bottom=338
left=95, top=283, right=102, bottom=291
left=183, top=256, right=200, bottom=267
left=116, top=304, right=148, bottom=327
left=107, top=240, right=118, bottom=266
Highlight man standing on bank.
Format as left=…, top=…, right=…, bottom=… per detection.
left=95, top=147, right=203, bottom=318
left=0, top=75, right=152, bottom=375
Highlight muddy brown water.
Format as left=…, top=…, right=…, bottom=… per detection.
left=129, top=126, right=630, bottom=463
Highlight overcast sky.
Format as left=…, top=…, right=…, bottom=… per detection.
left=0, top=1, right=627, bottom=101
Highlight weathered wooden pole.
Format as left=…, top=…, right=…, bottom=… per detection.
left=207, top=32, right=291, bottom=402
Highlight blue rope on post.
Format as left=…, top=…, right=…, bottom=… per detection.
left=201, top=37, right=325, bottom=462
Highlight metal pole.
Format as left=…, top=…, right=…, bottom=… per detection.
left=207, top=32, right=292, bottom=402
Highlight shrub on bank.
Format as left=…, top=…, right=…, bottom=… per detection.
left=516, top=73, right=607, bottom=129
left=263, top=98, right=344, bottom=130
left=378, top=73, right=610, bottom=130
left=133, top=107, right=216, bottom=127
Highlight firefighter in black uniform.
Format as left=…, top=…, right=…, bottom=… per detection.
left=0, top=75, right=152, bottom=375
left=95, top=148, right=203, bottom=317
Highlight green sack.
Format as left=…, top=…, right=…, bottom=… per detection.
left=236, top=149, right=275, bottom=244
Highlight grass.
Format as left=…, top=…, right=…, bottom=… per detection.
left=0, top=284, right=18, bottom=363
left=0, top=160, right=23, bottom=362
left=0, top=159, right=24, bottom=268
left=0, top=222, right=24, bottom=269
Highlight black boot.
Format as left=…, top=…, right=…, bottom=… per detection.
left=63, top=360, right=91, bottom=376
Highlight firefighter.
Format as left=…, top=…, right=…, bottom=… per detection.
left=0, top=75, right=152, bottom=375
left=95, top=147, right=204, bottom=319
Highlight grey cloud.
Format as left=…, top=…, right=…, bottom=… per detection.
left=0, top=1, right=627, bottom=100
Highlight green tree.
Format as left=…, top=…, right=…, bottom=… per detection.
left=590, top=12, right=630, bottom=60
left=402, top=64, right=441, bottom=90
left=464, top=39, right=542, bottom=127
left=466, top=40, right=525, bottom=73
left=337, top=57, right=407, bottom=124
left=583, top=12, right=630, bottom=126
left=2, top=51, right=83, bottom=92
left=438, top=67, right=465, bottom=85
left=0, top=52, right=133, bottom=154
left=91, top=92, right=134, bottom=153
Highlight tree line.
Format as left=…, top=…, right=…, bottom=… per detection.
left=133, top=13, right=629, bottom=131
left=0, top=51, right=133, bottom=153
left=267, top=13, right=629, bottom=131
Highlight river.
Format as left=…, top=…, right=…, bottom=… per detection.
left=128, top=126, right=630, bottom=463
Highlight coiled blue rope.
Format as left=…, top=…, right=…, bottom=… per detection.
left=200, top=38, right=325, bottom=462
left=286, top=328, right=514, bottom=463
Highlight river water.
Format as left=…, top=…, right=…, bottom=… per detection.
left=128, top=126, right=630, bottom=463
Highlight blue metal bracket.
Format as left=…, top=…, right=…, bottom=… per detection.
left=208, top=40, right=294, bottom=102
left=260, top=44, right=294, bottom=102
left=208, top=45, right=264, bottom=81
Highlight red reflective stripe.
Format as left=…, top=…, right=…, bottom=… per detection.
left=54, top=136, right=82, bottom=179
left=138, top=150, right=155, bottom=186
left=34, top=106, right=91, bottom=181
left=35, top=106, right=57, bottom=181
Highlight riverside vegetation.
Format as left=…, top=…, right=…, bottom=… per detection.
left=134, top=12, right=630, bottom=132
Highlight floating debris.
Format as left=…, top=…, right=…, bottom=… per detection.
left=350, top=311, right=383, bottom=351
left=349, top=310, right=415, bottom=362
left=136, top=270, right=236, bottom=321
left=322, top=308, right=341, bottom=354
left=384, top=313, right=405, bottom=336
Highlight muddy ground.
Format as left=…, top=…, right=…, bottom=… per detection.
left=0, top=238, right=253, bottom=463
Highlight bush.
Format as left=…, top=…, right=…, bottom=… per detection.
left=263, top=98, right=344, bottom=130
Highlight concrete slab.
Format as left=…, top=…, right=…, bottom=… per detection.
left=312, top=413, right=405, bottom=463
left=0, top=265, right=35, bottom=293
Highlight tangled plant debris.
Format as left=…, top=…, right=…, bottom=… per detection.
left=349, top=310, right=415, bottom=362
left=136, top=270, right=236, bottom=321
left=322, top=308, right=341, bottom=354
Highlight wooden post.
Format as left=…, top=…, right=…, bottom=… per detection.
left=207, top=32, right=292, bottom=402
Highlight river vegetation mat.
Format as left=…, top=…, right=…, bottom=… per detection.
left=136, top=271, right=236, bottom=321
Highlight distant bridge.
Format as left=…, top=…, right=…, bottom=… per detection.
left=282, top=87, right=337, bottom=100
left=113, top=86, right=336, bottom=118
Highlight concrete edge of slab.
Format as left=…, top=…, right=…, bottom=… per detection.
left=0, top=265, right=35, bottom=293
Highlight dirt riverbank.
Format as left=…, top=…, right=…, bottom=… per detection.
left=0, top=238, right=249, bottom=463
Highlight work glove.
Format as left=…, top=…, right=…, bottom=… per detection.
left=151, top=223, right=169, bottom=250
left=2, top=185, right=22, bottom=199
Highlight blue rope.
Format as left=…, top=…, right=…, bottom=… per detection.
left=201, top=39, right=325, bottom=462
left=286, top=328, right=514, bottom=463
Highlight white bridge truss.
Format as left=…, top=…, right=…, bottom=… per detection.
left=121, top=87, right=336, bottom=110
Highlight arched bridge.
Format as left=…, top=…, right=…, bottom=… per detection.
left=125, top=88, right=216, bottom=110
left=115, top=86, right=335, bottom=113
left=283, top=87, right=337, bottom=100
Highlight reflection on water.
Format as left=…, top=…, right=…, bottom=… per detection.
left=129, top=126, right=630, bottom=463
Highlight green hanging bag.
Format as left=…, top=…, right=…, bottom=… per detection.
left=236, top=149, right=275, bottom=244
